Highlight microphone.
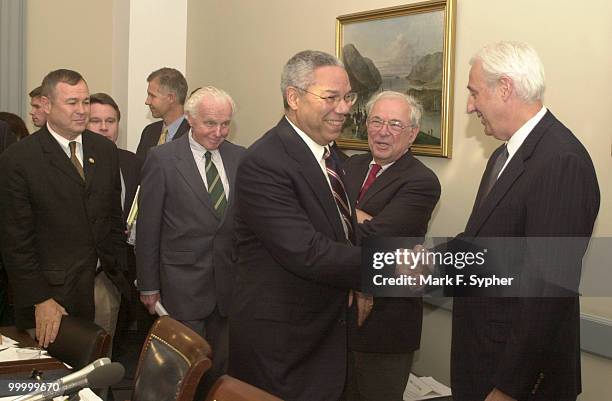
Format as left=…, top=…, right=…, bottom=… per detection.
left=14, top=361, right=125, bottom=401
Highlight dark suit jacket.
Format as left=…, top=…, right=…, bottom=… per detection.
left=228, top=117, right=361, bottom=401
left=118, top=149, right=141, bottom=223
left=451, top=111, right=600, bottom=401
left=0, top=127, right=129, bottom=329
left=0, top=121, right=16, bottom=154
left=135, top=118, right=190, bottom=160
left=344, top=150, right=440, bottom=353
left=136, top=134, right=245, bottom=320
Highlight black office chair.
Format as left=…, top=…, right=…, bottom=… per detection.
left=46, top=315, right=110, bottom=369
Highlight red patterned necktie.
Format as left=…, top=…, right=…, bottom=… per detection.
left=323, top=146, right=353, bottom=242
left=358, top=163, right=382, bottom=203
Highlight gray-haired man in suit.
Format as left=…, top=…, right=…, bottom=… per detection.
left=136, top=86, right=245, bottom=390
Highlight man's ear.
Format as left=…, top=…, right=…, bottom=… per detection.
left=498, top=76, right=514, bottom=101
left=41, top=95, right=51, bottom=115
left=167, top=91, right=177, bottom=105
left=286, top=87, right=301, bottom=111
left=407, top=125, right=419, bottom=147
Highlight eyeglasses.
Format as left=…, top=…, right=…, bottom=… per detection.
left=366, top=118, right=412, bottom=135
left=296, top=87, right=358, bottom=106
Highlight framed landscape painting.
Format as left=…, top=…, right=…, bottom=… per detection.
left=336, top=0, right=456, bottom=157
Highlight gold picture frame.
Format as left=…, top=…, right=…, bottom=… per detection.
left=336, top=0, right=456, bottom=158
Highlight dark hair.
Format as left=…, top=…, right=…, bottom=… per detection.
left=0, top=112, right=30, bottom=140
left=29, top=86, right=42, bottom=98
left=90, top=92, right=121, bottom=121
left=147, top=67, right=188, bottom=105
left=41, top=69, right=86, bottom=100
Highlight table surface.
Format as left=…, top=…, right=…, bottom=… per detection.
left=0, top=326, right=65, bottom=375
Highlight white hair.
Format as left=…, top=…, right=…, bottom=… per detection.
left=365, top=91, right=423, bottom=128
left=470, top=41, right=545, bottom=102
left=184, top=86, right=236, bottom=118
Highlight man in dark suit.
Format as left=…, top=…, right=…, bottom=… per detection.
left=448, top=41, right=600, bottom=401
left=343, top=91, right=440, bottom=401
left=136, top=67, right=190, bottom=159
left=137, top=86, right=245, bottom=390
left=229, top=50, right=370, bottom=401
left=0, top=69, right=129, bottom=348
left=87, top=92, right=142, bottom=351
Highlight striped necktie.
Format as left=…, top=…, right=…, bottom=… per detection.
left=69, top=141, right=85, bottom=181
left=323, top=146, right=353, bottom=242
left=204, top=151, right=227, bottom=218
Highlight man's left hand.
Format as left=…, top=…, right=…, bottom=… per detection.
left=484, top=388, right=517, bottom=401
left=355, top=291, right=373, bottom=326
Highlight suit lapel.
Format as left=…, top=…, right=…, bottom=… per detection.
left=345, top=155, right=371, bottom=205
left=38, top=128, right=85, bottom=187
left=359, top=151, right=412, bottom=205
left=82, top=131, right=97, bottom=191
left=277, top=118, right=346, bottom=241
left=173, top=135, right=218, bottom=218
left=173, top=118, right=191, bottom=140
left=465, top=111, right=554, bottom=235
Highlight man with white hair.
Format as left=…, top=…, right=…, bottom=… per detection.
left=452, top=41, right=599, bottom=401
left=136, top=86, right=245, bottom=391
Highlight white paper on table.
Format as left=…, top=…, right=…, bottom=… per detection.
left=0, top=347, right=50, bottom=362
left=0, top=336, right=18, bottom=347
left=403, top=373, right=452, bottom=400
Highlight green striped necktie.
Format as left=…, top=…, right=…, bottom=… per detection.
left=204, top=151, right=227, bottom=218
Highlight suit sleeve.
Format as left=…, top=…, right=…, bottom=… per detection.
left=135, top=127, right=151, bottom=160
left=135, top=149, right=166, bottom=292
left=493, top=151, right=600, bottom=398
left=109, top=146, right=129, bottom=279
left=0, top=156, right=53, bottom=306
left=357, top=170, right=440, bottom=239
left=236, top=152, right=361, bottom=289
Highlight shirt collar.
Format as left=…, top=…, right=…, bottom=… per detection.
left=506, top=106, right=547, bottom=158
left=189, top=129, right=220, bottom=157
left=47, top=122, right=82, bottom=149
left=285, top=116, right=327, bottom=162
left=166, top=115, right=186, bottom=139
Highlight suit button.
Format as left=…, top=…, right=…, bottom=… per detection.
left=339, top=318, right=346, bottom=326
left=539, top=372, right=545, bottom=379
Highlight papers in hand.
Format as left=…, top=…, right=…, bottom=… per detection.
left=403, top=373, right=452, bottom=400
left=126, top=186, right=139, bottom=245
left=154, top=301, right=169, bottom=316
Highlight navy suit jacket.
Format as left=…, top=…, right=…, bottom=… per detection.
left=344, top=150, right=440, bottom=353
left=451, top=111, right=600, bottom=401
left=229, top=117, right=361, bottom=401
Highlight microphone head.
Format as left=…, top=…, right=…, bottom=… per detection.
left=87, top=362, right=126, bottom=389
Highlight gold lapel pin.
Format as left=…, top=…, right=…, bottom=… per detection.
left=88, top=157, right=95, bottom=164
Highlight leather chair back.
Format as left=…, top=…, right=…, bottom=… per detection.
left=131, top=316, right=212, bottom=401
left=46, top=315, right=110, bottom=369
left=205, top=375, right=284, bottom=401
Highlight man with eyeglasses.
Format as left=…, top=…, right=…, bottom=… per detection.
left=137, top=87, right=245, bottom=395
left=229, top=50, right=371, bottom=401
left=342, top=91, right=440, bottom=401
